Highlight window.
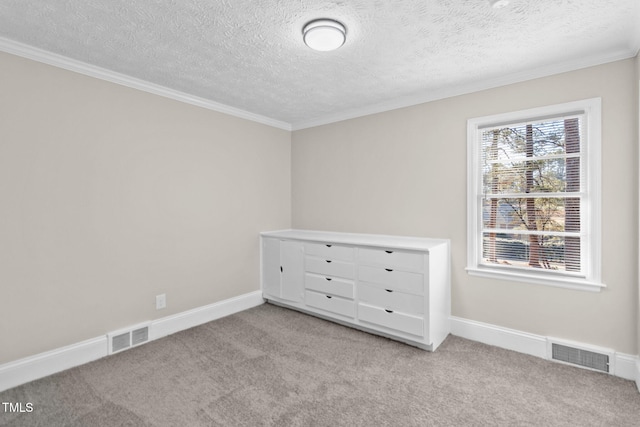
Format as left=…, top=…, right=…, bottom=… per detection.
left=467, top=98, right=603, bottom=291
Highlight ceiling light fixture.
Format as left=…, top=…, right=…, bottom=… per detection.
left=303, top=19, right=346, bottom=52
left=489, top=0, right=510, bottom=8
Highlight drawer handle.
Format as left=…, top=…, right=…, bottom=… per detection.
left=385, top=250, right=393, bottom=254
left=326, top=260, right=332, bottom=263
left=385, top=289, right=393, bottom=293
left=385, top=309, right=394, bottom=313
left=326, top=295, right=333, bottom=299
left=326, top=244, right=332, bottom=247
left=385, top=268, right=393, bottom=272
left=325, top=277, right=333, bottom=281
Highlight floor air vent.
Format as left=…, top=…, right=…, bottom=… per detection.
left=111, top=332, right=131, bottom=353
left=108, top=323, right=151, bottom=355
left=549, top=341, right=610, bottom=373
left=131, top=326, right=149, bottom=346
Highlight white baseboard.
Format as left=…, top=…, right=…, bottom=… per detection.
left=150, top=290, right=264, bottom=340
left=615, top=353, right=639, bottom=383
left=450, top=316, right=639, bottom=383
left=0, top=291, right=264, bottom=393
left=0, top=336, right=106, bottom=394
left=450, top=316, right=548, bottom=358
left=2, top=302, right=635, bottom=393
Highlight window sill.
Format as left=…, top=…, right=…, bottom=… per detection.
left=466, top=267, right=605, bottom=292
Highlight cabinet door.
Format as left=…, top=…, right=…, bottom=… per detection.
left=262, top=237, right=281, bottom=298
left=280, top=240, right=304, bottom=302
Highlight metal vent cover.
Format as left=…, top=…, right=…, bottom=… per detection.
left=111, top=332, right=131, bottom=354
left=131, top=326, right=149, bottom=346
left=551, top=343, right=609, bottom=373
left=108, top=322, right=151, bottom=354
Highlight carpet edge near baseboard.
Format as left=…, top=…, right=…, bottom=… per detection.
left=0, top=290, right=265, bottom=392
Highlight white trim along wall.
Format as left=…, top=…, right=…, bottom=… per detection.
left=2, top=301, right=637, bottom=393
left=0, top=291, right=264, bottom=393
left=451, top=316, right=638, bottom=382
left=637, top=52, right=640, bottom=393
left=0, top=37, right=291, bottom=131
left=1, top=36, right=636, bottom=131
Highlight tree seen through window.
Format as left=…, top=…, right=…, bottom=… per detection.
left=481, top=117, right=582, bottom=273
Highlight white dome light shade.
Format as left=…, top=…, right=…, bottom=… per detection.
left=303, top=19, right=346, bottom=51
left=489, top=0, right=510, bottom=8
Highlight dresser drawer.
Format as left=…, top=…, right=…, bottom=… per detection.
left=358, top=283, right=423, bottom=315
left=306, top=273, right=354, bottom=299
left=358, top=248, right=424, bottom=272
left=306, top=256, right=355, bottom=279
left=305, top=242, right=354, bottom=261
left=306, top=290, right=355, bottom=318
left=358, top=265, right=424, bottom=294
left=358, top=303, right=424, bottom=337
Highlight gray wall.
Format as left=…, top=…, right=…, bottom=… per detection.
left=292, top=58, right=638, bottom=354
left=2, top=49, right=638, bottom=366
left=0, top=52, right=292, bottom=364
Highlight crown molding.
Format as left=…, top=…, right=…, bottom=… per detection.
left=0, top=37, right=292, bottom=131
left=632, top=6, right=640, bottom=56
left=292, top=47, right=637, bottom=130
left=1, top=36, right=635, bottom=134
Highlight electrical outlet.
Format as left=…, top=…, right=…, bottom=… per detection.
left=156, top=294, right=166, bottom=310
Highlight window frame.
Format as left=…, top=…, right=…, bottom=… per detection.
left=466, top=98, right=604, bottom=292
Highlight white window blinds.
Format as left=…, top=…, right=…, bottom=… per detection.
left=480, top=115, right=584, bottom=275
left=466, top=98, right=603, bottom=291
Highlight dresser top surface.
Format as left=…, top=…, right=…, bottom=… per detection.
left=260, top=229, right=449, bottom=252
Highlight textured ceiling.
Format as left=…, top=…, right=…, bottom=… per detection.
left=0, top=0, right=638, bottom=129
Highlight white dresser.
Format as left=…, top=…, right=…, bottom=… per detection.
left=260, top=229, right=451, bottom=351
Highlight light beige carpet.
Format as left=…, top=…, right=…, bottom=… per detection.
left=1, top=303, right=639, bottom=426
